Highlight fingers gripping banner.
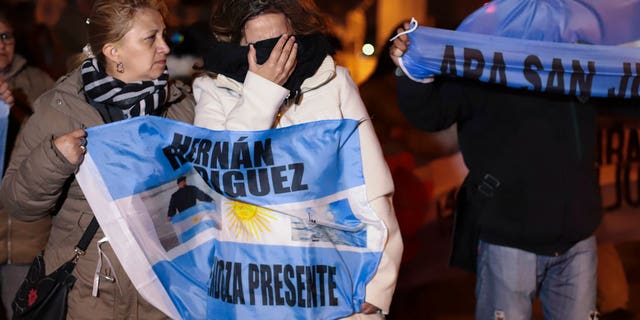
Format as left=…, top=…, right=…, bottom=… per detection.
left=76, top=116, right=386, bottom=319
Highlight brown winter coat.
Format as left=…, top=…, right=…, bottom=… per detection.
left=0, top=54, right=55, bottom=265
left=5, top=54, right=56, bottom=117
left=0, top=67, right=194, bottom=319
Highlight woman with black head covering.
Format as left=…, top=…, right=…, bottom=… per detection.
left=193, top=0, right=402, bottom=318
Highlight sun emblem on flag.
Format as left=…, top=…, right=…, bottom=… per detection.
left=225, top=200, right=275, bottom=239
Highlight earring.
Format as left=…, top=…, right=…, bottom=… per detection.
left=116, top=62, right=124, bottom=73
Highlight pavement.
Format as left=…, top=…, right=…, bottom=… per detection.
left=386, top=228, right=640, bottom=320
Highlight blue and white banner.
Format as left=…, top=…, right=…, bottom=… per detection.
left=76, top=116, right=386, bottom=320
left=457, top=0, right=640, bottom=46
left=170, top=202, right=219, bottom=244
left=0, top=100, right=9, bottom=176
left=397, top=22, right=640, bottom=99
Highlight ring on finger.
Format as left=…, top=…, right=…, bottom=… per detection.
left=80, top=145, right=87, bottom=153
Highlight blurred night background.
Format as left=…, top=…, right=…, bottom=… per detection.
left=2, top=0, right=640, bottom=319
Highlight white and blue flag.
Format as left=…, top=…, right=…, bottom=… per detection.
left=457, top=0, right=640, bottom=46
left=396, top=0, right=640, bottom=99
left=0, top=100, right=9, bottom=176
left=76, top=116, right=386, bottom=320
left=170, top=202, right=220, bottom=244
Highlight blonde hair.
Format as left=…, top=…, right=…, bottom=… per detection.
left=87, top=0, right=167, bottom=67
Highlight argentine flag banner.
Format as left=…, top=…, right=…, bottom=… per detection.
left=75, top=116, right=386, bottom=320
left=396, top=19, right=640, bottom=99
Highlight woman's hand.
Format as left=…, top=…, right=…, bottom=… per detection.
left=389, top=22, right=411, bottom=68
left=53, top=128, right=87, bottom=165
left=248, top=34, right=298, bottom=86
left=0, top=76, right=15, bottom=107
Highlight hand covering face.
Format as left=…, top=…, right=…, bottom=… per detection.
left=202, top=33, right=333, bottom=97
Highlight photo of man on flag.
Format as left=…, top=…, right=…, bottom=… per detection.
left=76, top=116, right=387, bottom=320
left=165, top=175, right=217, bottom=245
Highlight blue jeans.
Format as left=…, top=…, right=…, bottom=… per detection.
left=475, top=236, right=597, bottom=320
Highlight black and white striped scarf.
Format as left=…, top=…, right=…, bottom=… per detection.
left=81, top=58, right=169, bottom=123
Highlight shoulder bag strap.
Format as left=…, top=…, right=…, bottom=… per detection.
left=73, top=217, right=99, bottom=260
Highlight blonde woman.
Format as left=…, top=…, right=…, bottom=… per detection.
left=1, top=0, right=194, bottom=318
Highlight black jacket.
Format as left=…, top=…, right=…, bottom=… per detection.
left=396, top=75, right=612, bottom=257
left=167, top=185, right=213, bottom=217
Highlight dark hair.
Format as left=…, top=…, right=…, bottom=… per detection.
left=209, top=0, right=328, bottom=43
left=177, top=176, right=187, bottom=184
left=87, top=0, right=168, bottom=66
left=0, top=7, right=9, bottom=26
left=0, top=4, right=15, bottom=30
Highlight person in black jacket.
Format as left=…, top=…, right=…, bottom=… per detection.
left=167, top=176, right=213, bottom=219
left=388, top=27, right=632, bottom=320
